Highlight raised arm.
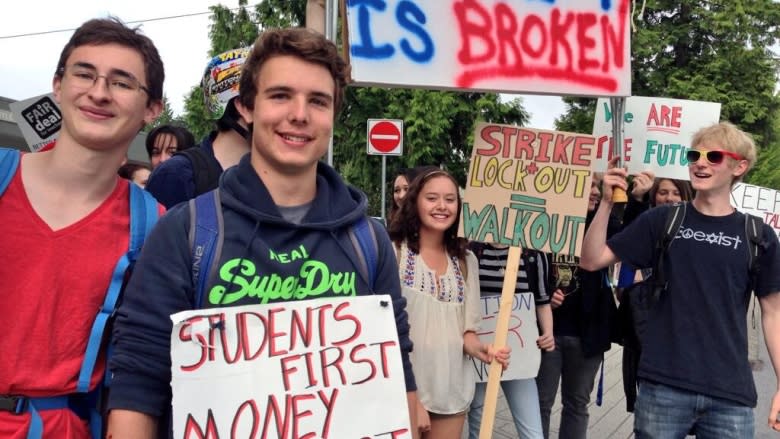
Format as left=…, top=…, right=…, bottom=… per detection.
left=580, top=162, right=627, bottom=271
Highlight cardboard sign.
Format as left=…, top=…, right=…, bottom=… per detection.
left=731, top=182, right=780, bottom=241
left=9, top=94, right=61, bottom=152
left=170, top=296, right=411, bottom=439
left=472, top=292, right=540, bottom=382
left=345, top=0, right=631, bottom=97
left=592, top=96, right=721, bottom=179
left=460, top=123, right=595, bottom=257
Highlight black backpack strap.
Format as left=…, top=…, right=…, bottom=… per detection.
left=175, top=148, right=222, bottom=196
left=652, top=202, right=686, bottom=301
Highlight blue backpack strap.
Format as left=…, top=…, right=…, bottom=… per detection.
left=189, top=189, right=223, bottom=308
left=24, top=183, right=159, bottom=439
left=349, top=217, right=378, bottom=290
left=0, top=147, right=21, bottom=196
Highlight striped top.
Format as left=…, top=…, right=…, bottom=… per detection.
left=471, top=243, right=552, bottom=305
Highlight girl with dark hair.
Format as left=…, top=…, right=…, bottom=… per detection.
left=387, top=169, right=509, bottom=438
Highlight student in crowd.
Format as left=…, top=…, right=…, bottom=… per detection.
left=0, top=17, right=163, bottom=438
left=622, top=170, right=694, bottom=226
left=581, top=122, right=780, bottom=437
left=118, top=160, right=152, bottom=188
left=105, top=28, right=418, bottom=437
left=144, top=124, right=195, bottom=169
left=536, top=173, right=621, bottom=439
left=388, top=166, right=435, bottom=224
left=387, top=169, right=510, bottom=439
left=467, top=243, right=554, bottom=439
left=145, top=47, right=251, bottom=208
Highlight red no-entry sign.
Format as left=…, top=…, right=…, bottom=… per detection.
left=367, top=119, right=403, bottom=155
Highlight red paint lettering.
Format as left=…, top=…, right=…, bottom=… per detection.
left=479, top=125, right=503, bottom=155
left=230, top=400, right=259, bottom=439
left=320, top=346, right=347, bottom=387
left=453, top=0, right=629, bottom=92
left=332, top=302, right=361, bottom=346
left=183, top=410, right=220, bottom=439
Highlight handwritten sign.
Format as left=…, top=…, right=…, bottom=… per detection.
left=345, top=0, right=631, bottom=96
left=592, top=96, right=721, bottom=179
left=170, top=296, right=411, bottom=439
left=731, top=182, right=780, bottom=242
left=9, top=94, right=61, bottom=152
left=472, top=293, right=540, bottom=382
left=460, top=123, right=594, bottom=257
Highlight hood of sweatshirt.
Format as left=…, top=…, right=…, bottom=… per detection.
left=219, top=155, right=368, bottom=229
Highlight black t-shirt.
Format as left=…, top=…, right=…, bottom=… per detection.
left=608, top=203, right=780, bottom=407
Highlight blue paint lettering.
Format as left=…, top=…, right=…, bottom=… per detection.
left=396, top=1, right=434, bottom=62
left=349, top=0, right=395, bottom=59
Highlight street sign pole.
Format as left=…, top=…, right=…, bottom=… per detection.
left=381, top=156, right=387, bottom=223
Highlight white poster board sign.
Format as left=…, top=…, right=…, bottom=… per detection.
left=171, top=296, right=411, bottom=438
left=731, top=182, right=780, bottom=242
left=472, top=293, right=540, bottom=382
left=592, top=96, right=721, bottom=179
left=345, top=0, right=631, bottom=97
left=9, top=94, right=61, bottom=152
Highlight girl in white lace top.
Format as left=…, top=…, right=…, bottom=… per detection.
left=387, top=168, right=509, bottom=439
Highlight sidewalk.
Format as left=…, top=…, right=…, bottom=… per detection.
left=465, top=313, right=776, bottom=438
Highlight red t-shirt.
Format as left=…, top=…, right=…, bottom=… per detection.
left=0, top=164, right=135, bottom=438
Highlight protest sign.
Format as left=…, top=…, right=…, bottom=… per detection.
left=170, top=296, right=411, bottom=439
left=592, top=96, right=721, bottom=179
left=460, top=122, right=595, bottom=257
left=9, top=94, right=61, bottom=152
left=344, top=0, right=631, bottom=97
left=731, top=182, right=780, bottom=241
left=472, top=292, right=540, bottom=382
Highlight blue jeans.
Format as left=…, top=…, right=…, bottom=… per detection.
left=468, top=378, right=544, bottom=439
left=536, top=335, right=603, bottom=439
left=634, top=380, right=753, bottom=439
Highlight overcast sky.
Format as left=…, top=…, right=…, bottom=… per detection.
left=0, top=0, right=566, bottom=129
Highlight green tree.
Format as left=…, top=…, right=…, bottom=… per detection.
left=145, top=95, right=176, bottom=131
left=554, top=97, right=596, bottom=134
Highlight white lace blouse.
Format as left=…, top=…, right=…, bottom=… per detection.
left=396, top=241, right=481, bottom=414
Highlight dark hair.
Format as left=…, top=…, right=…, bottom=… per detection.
left=387, top=168, right=467, bottom=260
left=238, top=28, right=347, bottom=114
left=55, top=17, right=164, bottom=103
left=649, top=178, right=693, bottom=206
left=118, top=160, right=151, bottom=180
left=145, top=125, right=196, bottom=158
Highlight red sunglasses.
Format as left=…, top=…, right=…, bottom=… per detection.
left=686, top=149, right=744, bottom=165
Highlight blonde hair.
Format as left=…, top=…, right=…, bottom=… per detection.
left=690, top=122, right=756, bottom=180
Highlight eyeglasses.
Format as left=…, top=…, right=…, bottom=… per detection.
left=59, top=65, right=150, bottom=95
left=686, top=149, right=744, bottom=165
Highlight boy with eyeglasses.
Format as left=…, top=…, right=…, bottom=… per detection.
left=581, top=121, right=780, bottom=438
left=0, top=17, right=163, bottom=438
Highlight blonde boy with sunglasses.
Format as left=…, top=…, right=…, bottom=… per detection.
left=581, top=122, right=780, bottom=438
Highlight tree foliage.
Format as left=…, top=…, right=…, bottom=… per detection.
left=180, top=0, right=530, bottom=215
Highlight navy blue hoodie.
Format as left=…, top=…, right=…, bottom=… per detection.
left=108, top=155, right=416, bottom=417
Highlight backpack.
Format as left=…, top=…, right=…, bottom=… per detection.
left=0, top=147, right=159, bottom=438
left=175, top=147, right=222, bottom=196
left=619, top=201, right=764, bottom=412
left=187, top=189, right=379, bottom=308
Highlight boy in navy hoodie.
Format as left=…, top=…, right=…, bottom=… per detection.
left=105, top=28, right=417, bottom=437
